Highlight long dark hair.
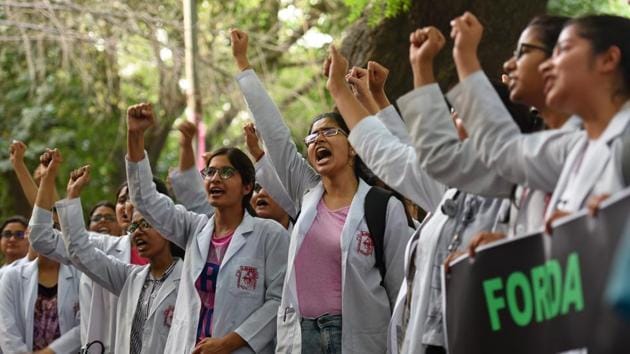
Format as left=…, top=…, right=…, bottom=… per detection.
left=206, top=147, right=257, bottom=216
left=568, top=14, right=630, bottom=97
left=526, top=15, right=570, bottom=53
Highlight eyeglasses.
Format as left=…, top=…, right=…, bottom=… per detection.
left=513, top=43, right=550, bottom=60
left=127, top=219, right=152, bottom=234
left=90, top=214, right=117, bottom=223
left=304, top=128, right=348, bottom=146
left=254, top=183, right=262, bottom=193
left=201, top=166, right=238, bottom=180
left=1, top=230, right=25, bottom=239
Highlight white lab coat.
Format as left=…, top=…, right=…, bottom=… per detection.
left=255, top=153, right=299, bottom=220
left=127, top=155, right=289, bottom=354
left=448, top=70, right=582, bottom=193
left=0, top=259, right=81, bottom=354
left=235, top=69, right=412, bottom=353
left=29, top=207, right=130, bottom=353
left=546, top=101, right=630, bottom=218
left=56, top=196, right=182, bottom=354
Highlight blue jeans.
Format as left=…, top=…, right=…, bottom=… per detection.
left=301, top=314, right=342, bottom=354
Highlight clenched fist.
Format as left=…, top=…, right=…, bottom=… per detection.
left=127, top=103, right=155, bottom=133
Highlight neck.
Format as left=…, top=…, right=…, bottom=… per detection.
left=4, top=255, right=19, bottom=265
left=321, top=167, right=359, bottom=208
left=277, top=214, right=291, bottom=229
left=150, top=252, right=174, bottom=278
left=539, top=106, right=571, bottom=130
left=214, top=206, right=245, bottom=237
left=579, top=95, right=628, bottom=139
left=38, top=256, right=59, bottom=271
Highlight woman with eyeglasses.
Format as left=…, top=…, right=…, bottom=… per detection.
left=0, top=216, right=30, bottom=270
left=0, top=150, right=81, bottom=354
left=88, top=201, right=123, bottom=236
left=47, top=158, right=185, bottom=354
left=125, top=103, right=289, bottom=354
left=230, top=29, right=412, bottom=354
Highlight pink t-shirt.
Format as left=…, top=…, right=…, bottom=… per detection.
left=294, top=199, right=348, bottom=318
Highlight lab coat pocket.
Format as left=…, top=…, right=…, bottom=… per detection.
left=352, top=230, right=378, bottom=269
left=228, top=259, right=264, bottom=299
left=351, top=325, right=388, bottom=354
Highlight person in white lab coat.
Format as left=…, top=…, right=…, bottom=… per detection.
left=125, top=103, right=289, bottom=354
left=0, top=216, right=30, bottom=272
left=230, top=29, right=412, bottom=354
left=325, top=27, right=514, bottom=353
left=51, top=161, right=184, bottom=354
left=0, top=149, right=81, bottom=354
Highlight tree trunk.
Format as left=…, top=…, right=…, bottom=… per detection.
left=340, top=0, right=548, bottom=102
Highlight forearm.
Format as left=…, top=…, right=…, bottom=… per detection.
left=453, top=50, right=482, bottom=82
left=178, top=140, right=196, bottom=171
left=412, top=61, right=436, bottom=88
left=35, top=174, right=57, bottom=211
left=11, top=160, right=38, bottom=207
left=127, top=130, right=146, bottom=162
left=330, top=85, right=370, bottom=130
left=371, top=89, right=391, bottom=110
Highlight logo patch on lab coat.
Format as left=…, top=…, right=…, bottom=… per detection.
left=163, top=305, right=174, bottom=328
left=356, top=231, right=374, bottom=256
left=236, top=266, right=259, bottom=291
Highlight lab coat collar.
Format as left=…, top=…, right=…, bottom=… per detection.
left=598, top=100, right=630, bottom=144
left=57, top=263, right=75, bottom=312
left=148, top=259, right=182, bottom=319
left=340, top=179, right=370, bottom=256
left=221, top=212, right=255, bottom=268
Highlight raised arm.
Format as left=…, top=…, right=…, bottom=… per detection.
left=245, top=123, right=298, bottom=219
left=448, top=12, right=578, bottom=192
left=9, top=140, right=38, bottom=207
left=231, top=29, right=319, bottom=208
left=126, top=103, right=207, bottom=249
left=169, top=120, right=215, bottom=216
left=403, top=25, right=514, bottom=198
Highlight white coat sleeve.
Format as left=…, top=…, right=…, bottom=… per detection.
left=399, top=83, right=515, bottom=198
left=235, top=69, right=320, bottom=209
left=383, top=197, right=414, bottom=308
left=169, top=166, right=215, bottom=215
left=48, top=325, right=81, bottom=354
left=0, top=268, right=29, bottom=353
left=447, top=70, right=580, bottom=192
left=254, top=153, right=298, bottom=220
left=234, top=222, right=289, bottom=352
left=56, top=198, right=133, bottom=296
left=127, top=153, right=207, bottom=250
left=29, top=207, right=130, bottom=264
left=376, top=105, right=414, bottom=146
left=348, top=116, right=446, bottom=212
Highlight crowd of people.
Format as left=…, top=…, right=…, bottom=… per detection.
left=0, top=9, right=629, bottom=354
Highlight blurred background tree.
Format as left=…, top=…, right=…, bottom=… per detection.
left=1, top=0, right=629, bottom=222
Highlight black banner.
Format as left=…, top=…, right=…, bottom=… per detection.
left=444, top=189, right=630, bottom=354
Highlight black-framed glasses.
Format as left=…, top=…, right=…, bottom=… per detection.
left=1, top=230, right=25, bottom=239
left=200, top=166, right=238, bottom=180
left=513, top=43, right=550, bottom=60
left=90, top=214, right=117, bottom=223
left=254, top=183, right=262, bottom=193
left=127, top=219, right=152, bottom=234
left=304, top=128, right=348, bottom=146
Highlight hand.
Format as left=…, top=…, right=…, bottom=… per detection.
left=9, top=140, right=27, bottom=165
left=178, top=120, right=197, bottom=146
left=33, top=347, right=55, bottom=354
left=587, top=193, right=610, bottom=217
left=230, top=29, right=250, bottom=71
left=409, top=26, right=446, bottom=67
left=127, top=103, right=155, bottom=133
left=367, top=61, right=389, bottom=93
left=39, top=148, right=63, bottom=181
left=450, top=12, right=483, bottom=64
left=443, top=250, right=466, bottom=274
left=467, top=232, right=506, bottom=258
left=201, top=151, right=213, bottom=165
left=545, top=209, right=572, bottom=235
left=67, top=165, right=91, bottom=199
left=345, top=67, right=370, bottom=98
left=243, top=123, right=264, bottom=161
left=325, top=45, right=349, bottom=95
left=192, top=334, right=244, bottom=354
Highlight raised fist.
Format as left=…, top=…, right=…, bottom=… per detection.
left=9, top=140, right=26, bottom=165
left=177, top=120, right=197, bottom=145
left=346, top=66, right=370, bottom=98
left=409, top=26, right=446, bottom=67
left=67, top=165, right=91, bottom=199
left=243, top=123, right=264, bottom=161
left=325, top=45, right=349, bottom=95
left=367, top=61, right=389, bottom=93
left=39, top=148, right=63, bottom=179
left=127, top=103, right=155, bottom=133
left=230, top=29, right=250, bottom=71
left=450, top=12, right=483, bottom=58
